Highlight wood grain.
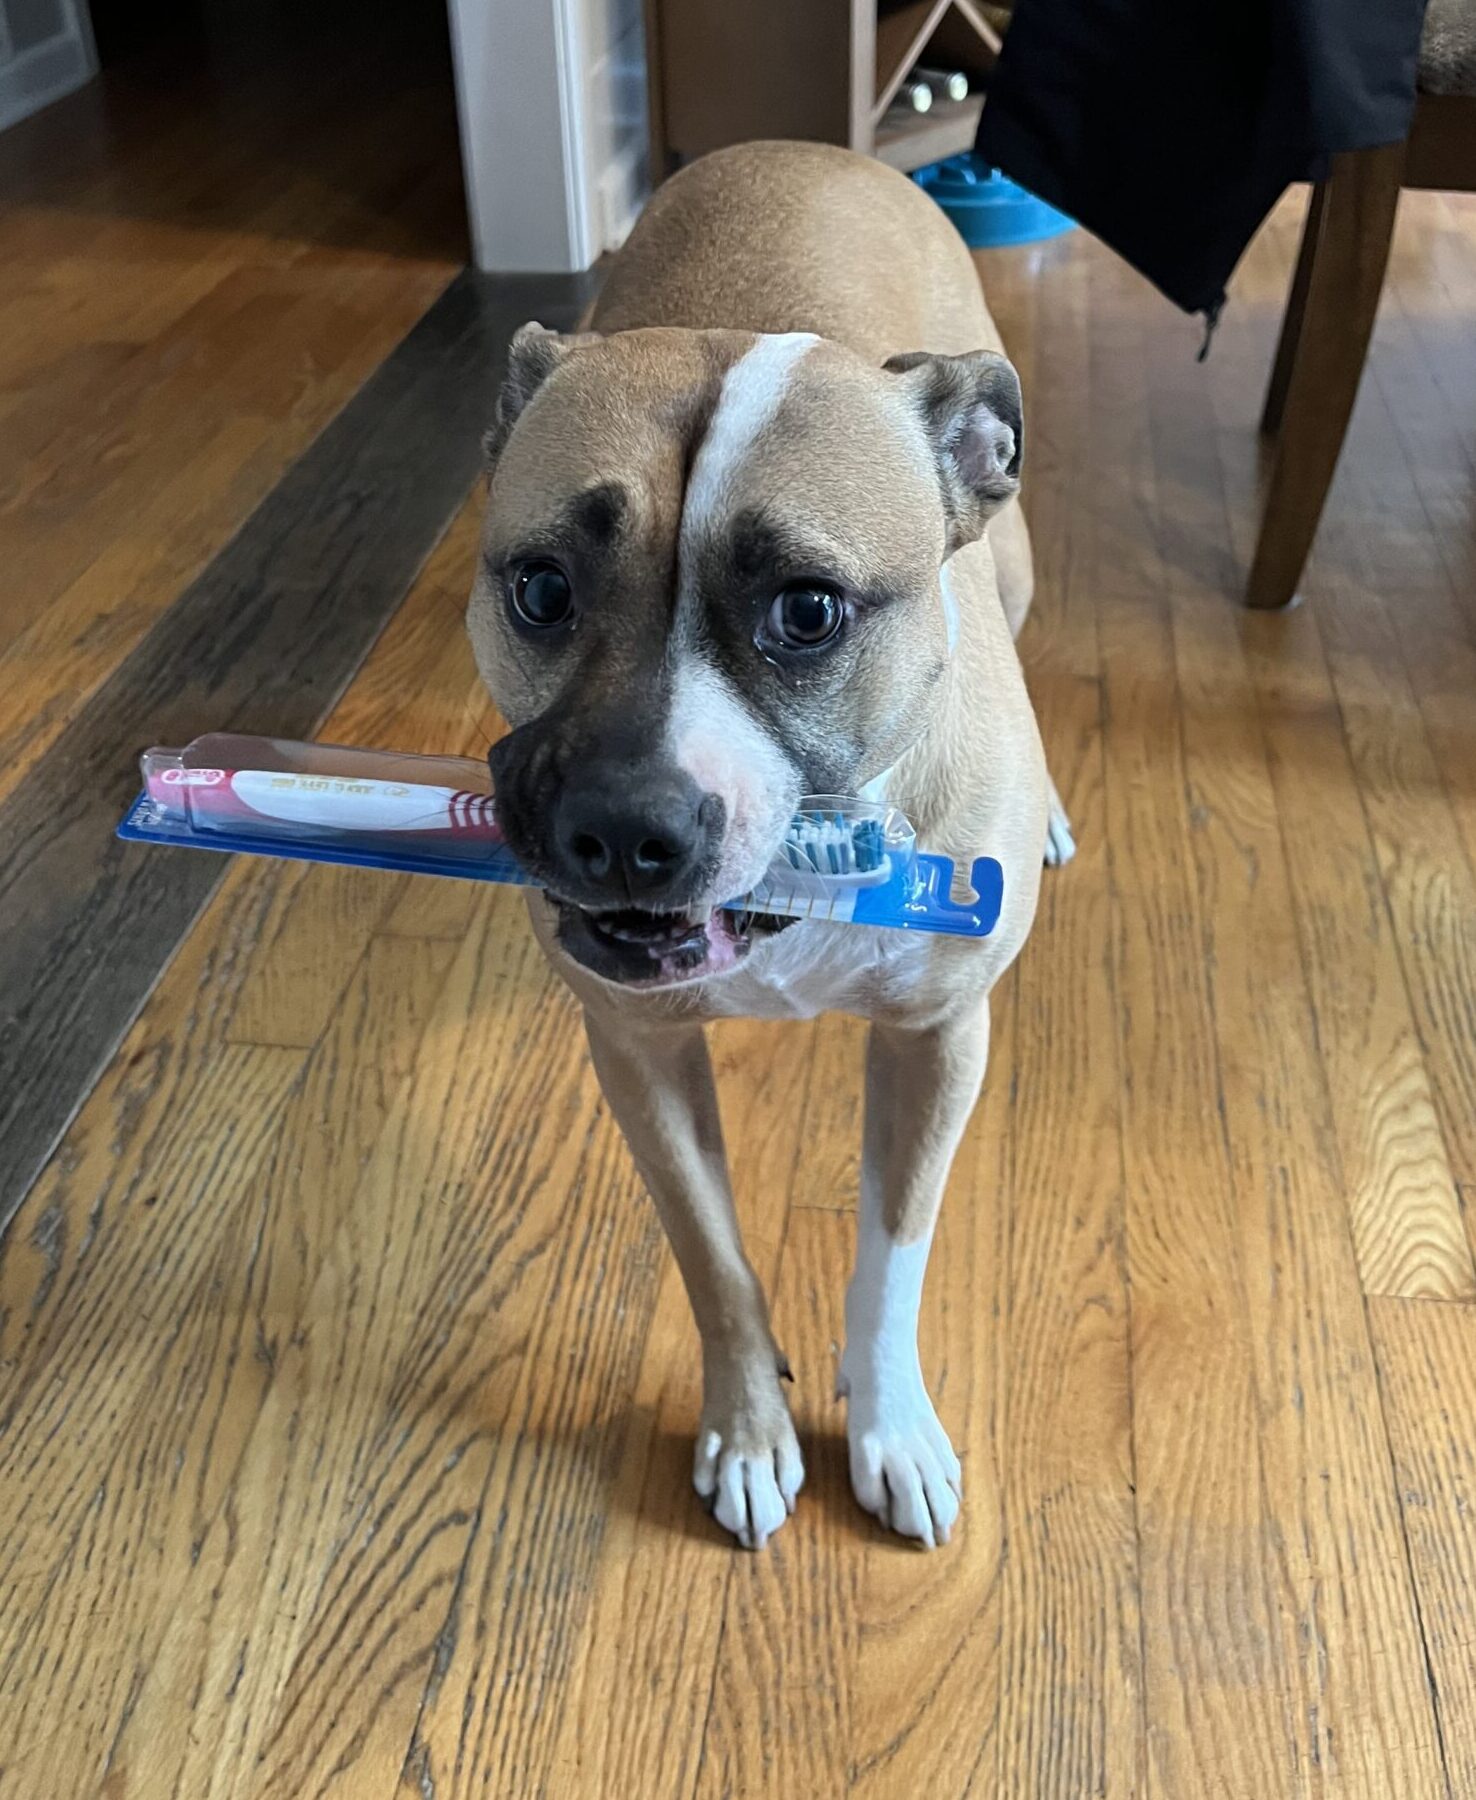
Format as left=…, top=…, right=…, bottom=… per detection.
left=1102, top=587, right=1305, bottom=1800
left=1142, top=245, right=1450, bottom=1790
left=0, top=8, right=467, bottom=782
left=0, top=269, right=593, bottom=1229
left=1201, top=211, right=1475, bottom=1300
left=1369, top=1296, right=1476, bottom=1800
left=540, top=1016, right=828, bottom=1800
left=990, top=671, right=1143, bottom=1799
left=5, top=188, right=1476, bottom=1800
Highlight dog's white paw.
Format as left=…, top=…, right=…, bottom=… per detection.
left=1044, top=791, right=1077, bottom=868
left=693, top=1388, right=804, bottom=1550
left=839, top=1361, right=962, bottom=1548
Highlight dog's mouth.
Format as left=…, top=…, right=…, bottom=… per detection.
left=554, top=899, right=795, bottom=988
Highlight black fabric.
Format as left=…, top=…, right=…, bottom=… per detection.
left=976, top=0, right=1429, bottom=316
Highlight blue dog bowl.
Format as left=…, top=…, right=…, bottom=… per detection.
left=913, top=153, right=1075, bottom=248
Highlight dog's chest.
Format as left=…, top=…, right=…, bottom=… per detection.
left=699, top=921, right=934, bottom=1021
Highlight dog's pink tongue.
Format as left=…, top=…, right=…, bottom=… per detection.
left=655, top=910, right=739, bottom=983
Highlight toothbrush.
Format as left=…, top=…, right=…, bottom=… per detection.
left=121, top=733, right=1004, bottom=938
left=771, top=809, right=892, bottom=892
left=145, top=765, right=502, bottom=841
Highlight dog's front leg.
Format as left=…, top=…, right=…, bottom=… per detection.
left=584, top=1006, right=803, bottom=1548
left=839, top=998, right=990, bottom=1546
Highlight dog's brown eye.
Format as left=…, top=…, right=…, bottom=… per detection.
left=509, top=560, right=573, bottom=628
left=766, top=584, right=844, bottom=649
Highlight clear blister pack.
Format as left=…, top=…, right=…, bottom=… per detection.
left=118, top=735, right=1002, bottom=938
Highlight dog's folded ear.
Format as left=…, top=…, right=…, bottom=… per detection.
left=484, top=322, right=601, bottom=470
left=883, top=348, right=1023, bottom=550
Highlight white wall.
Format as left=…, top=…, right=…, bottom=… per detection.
left=447, top=0, right=650, bottom=275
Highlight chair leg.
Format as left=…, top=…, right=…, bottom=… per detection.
left=1260, top=182, right=1327, bottom=437
left=1246, top=142, right=1405, bottom=610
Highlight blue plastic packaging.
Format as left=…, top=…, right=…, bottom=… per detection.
left=117, top=734, right=1003, bottom=940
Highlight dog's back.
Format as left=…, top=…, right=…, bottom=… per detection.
left=589, top=140, right=1006, bottom=364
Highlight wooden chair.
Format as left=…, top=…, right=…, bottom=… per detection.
left=1248, top=8, right=1476, bottom=609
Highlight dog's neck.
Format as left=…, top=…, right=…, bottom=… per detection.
left=863, top=543, right=1024, bottom=864
left=859, top=561, right=962, bottom=818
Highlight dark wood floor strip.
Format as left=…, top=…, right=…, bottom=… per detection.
left=0, top=268, right=594, bottom=1233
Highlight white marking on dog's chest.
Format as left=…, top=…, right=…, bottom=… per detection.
left=706, top=920, right=933, bottom=1021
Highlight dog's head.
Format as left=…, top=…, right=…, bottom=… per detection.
left=468, top=323, right=1021, bottom=988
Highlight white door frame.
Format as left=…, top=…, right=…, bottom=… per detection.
left=446, top=0, right=598, bottom=274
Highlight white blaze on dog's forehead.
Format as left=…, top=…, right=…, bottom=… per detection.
left=682, top=331, right=819, bottom=537
left=664, top=335, right=815, bottom=901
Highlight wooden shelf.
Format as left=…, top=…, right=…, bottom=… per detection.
left=949, top=0, right=1003, bottom=57
left=874, top=92, right=983, bottom=171
left=874, top=0, right=951, bottom=116
left=647, top=0, right=998, bottom=176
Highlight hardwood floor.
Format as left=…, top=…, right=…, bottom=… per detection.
left=0, top=0, right=466, bottom=808
left=3, top=168, right=1476, bottom=1794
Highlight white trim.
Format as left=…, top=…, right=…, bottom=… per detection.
left=551, top=0, right=596, bottom=271
left=446, top=0, right=582, bottom=272
left=444, top=0, right=646, bottom=273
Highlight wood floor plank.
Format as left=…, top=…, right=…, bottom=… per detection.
left=0, top=1042, right=305, bottom=1702
left=0, top=480, right=523, bottom=1795
left=1369, top=1297, right=1476, bottom=1800
left=1232, top=200, right=1476, bottom=1192
left=499, top=1016, right=825, bottom=1800
left=0, top=256, right=456, bottom=794
left=697, top=1204, right=858, bottom=1800
left=846, top=1012, right=1009, bottom=1800
left=0, top=418, right=283, bottom=803
left=0, top=860, right=292, bottom=1416
left=1051, top=248, right=1305, bottom=1797
left=0, top=932, right=456, bottom=1798
left=222, top=501, right=492, bottom=1050
left=1172, top=594, right=1449, bottom=1792
left=0, top=581, right=541, bottom=1800
left=1310, top=487, right=1476, bottom=1192
left=0, top=892, right=454, bottom=1675
left=117, top=909, right=588, bottom=1800
left=543, top=1255, right=728, bottom=1800
left=1252, top=621, right=1472, bottom=1301
left=224, top=861, right=409, bottom=1049
left=0, top=95, right=461, bottom=632
left=1142, top=280, right=1451, bottom=1793
left=1199, top=224, right=1475, bottom=1302
left=696, top=1009, right=883, bottom=1799
left=990, top=670, right=1143, bottom=1799
left=364, top=1102, right=663, bottom=1800
left=0, top=269, right=592, bottom=1230
left=1100, top=582, right=1305, bottom=1800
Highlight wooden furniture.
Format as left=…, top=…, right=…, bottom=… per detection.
left=1249, top=49, right=1476, bottom=608
left=641, top=0, right=1009, bottom=180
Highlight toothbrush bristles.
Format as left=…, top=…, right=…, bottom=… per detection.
left=781, top=811, right=886, bottom=877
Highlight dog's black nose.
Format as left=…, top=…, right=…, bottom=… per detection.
left=553, top=770, right=718, bottom=901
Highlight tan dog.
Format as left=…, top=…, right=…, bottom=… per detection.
left=468, top=140, right=1070, bottom=1549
